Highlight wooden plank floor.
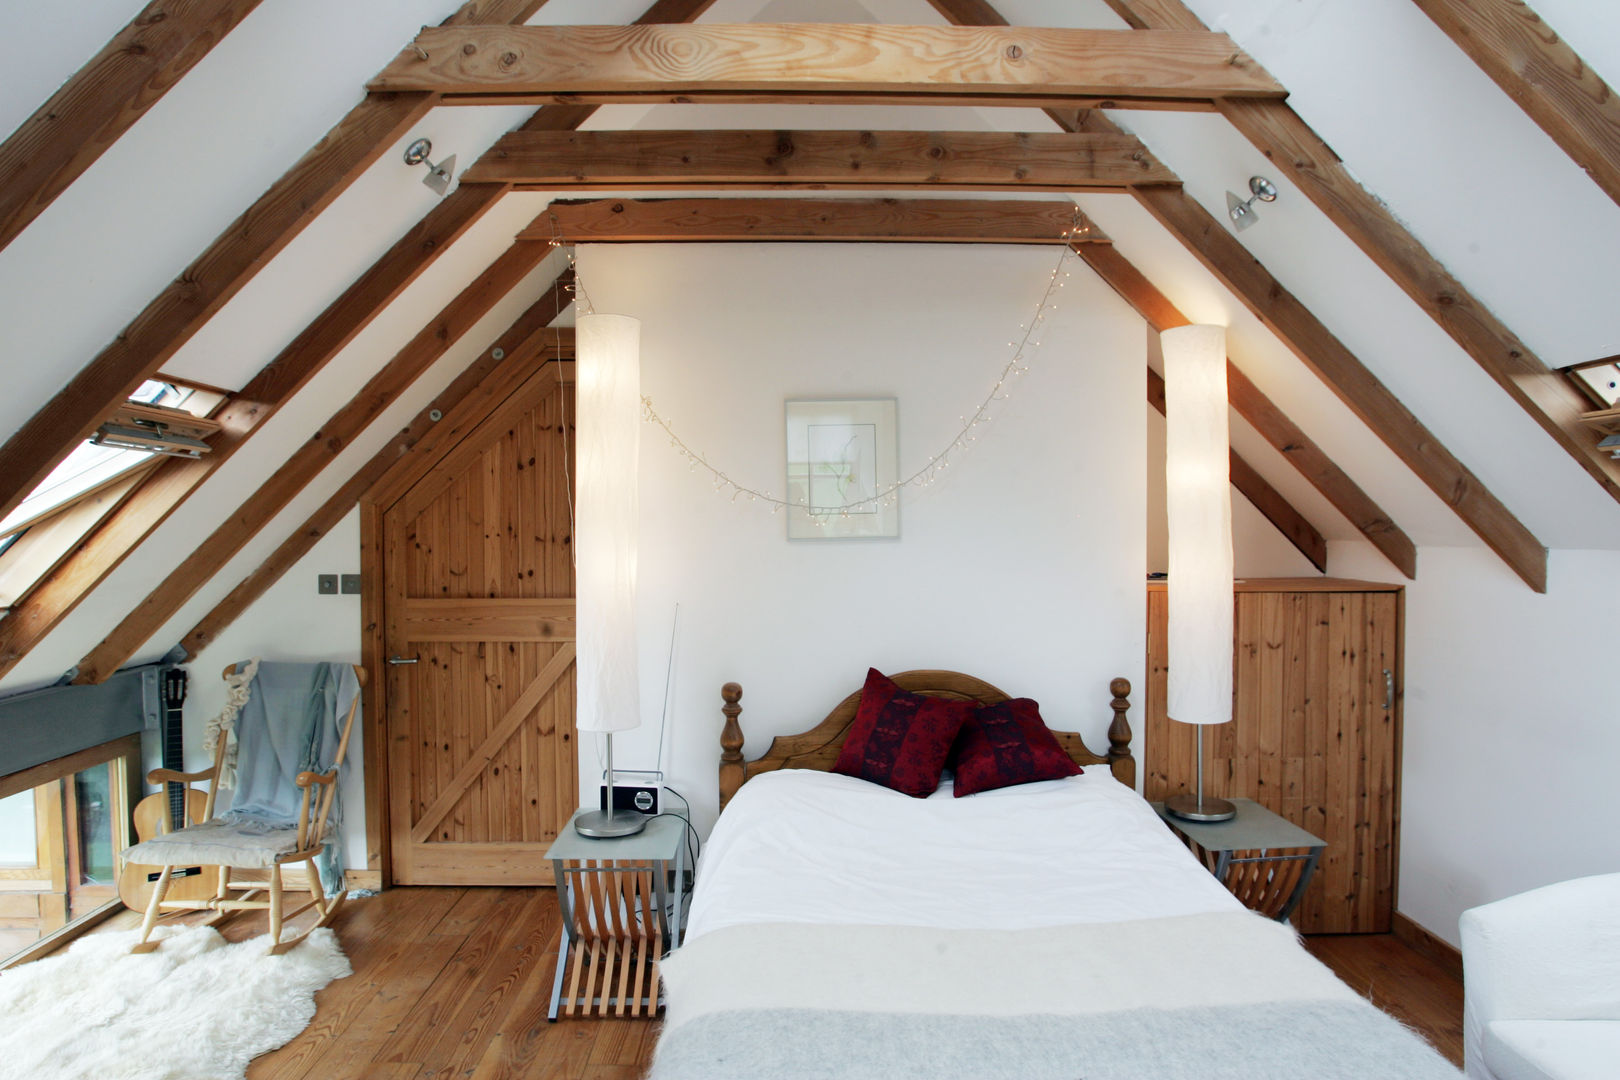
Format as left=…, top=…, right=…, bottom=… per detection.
left=73, top=887, right=1464, bottom=1076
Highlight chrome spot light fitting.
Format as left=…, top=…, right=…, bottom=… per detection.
left=404, top=137, right=456, bottom=196
left=1226, top=176, right=1278, bottom=232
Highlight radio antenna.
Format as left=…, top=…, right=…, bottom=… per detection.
left=655, top=604, right=679, bottom=775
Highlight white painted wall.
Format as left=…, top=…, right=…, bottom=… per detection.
left=575, top=242, right=1147, bottom=835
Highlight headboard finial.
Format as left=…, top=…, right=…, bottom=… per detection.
left=719, top=682, right=745, bottom=812
left=1107, top=677, right=1135, bottom=788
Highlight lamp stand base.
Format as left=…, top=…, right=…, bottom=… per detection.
left=1164, top=792, right=1236, bottom=823
left=573, top=808, right=648, bottom=839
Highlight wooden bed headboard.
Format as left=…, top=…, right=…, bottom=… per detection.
left=718, top=670, right=1134, bottom=811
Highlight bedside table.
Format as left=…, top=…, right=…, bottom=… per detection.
left=1152, top=798, right=1326, bottom=923
left=545, top=810, right=687, bottom=1020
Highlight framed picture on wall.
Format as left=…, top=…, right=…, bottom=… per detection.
left=785, top=398, right=899, bottom=540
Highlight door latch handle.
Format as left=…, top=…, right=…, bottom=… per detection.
left=1383, top=669, right=1395, bottom=711
left=388, top=655, right=419, bottom=666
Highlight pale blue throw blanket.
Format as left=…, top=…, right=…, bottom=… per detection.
left=123, top=661, right=359, bottom=893
left=221, top=661, right=359, bottom=893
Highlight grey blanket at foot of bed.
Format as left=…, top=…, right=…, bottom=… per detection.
left=650, top=1000, right=1460, bottom=1080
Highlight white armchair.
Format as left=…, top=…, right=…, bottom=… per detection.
left=1460, top=873, right=1620, bottom=1080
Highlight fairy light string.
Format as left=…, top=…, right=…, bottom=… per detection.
left=548, top=211, right=1087, bottom=523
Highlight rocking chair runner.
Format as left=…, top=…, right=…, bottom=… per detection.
left=123, top=661, right=365, bottom=955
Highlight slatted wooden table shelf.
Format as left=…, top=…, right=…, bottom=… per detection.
left=1153, top=798, right=1327, bottom=922
left=545, top=810, right=687, bottom=1021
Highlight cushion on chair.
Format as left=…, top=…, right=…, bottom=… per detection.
left=1482, top=1020, right=1620, bottom=1080
left=122, top=817, right=304, bottom=869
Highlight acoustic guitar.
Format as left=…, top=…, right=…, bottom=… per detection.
left=117, top=667, right=216, bottom=912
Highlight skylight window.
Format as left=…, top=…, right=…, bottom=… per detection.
left=0, top=380, right=220, bottom=541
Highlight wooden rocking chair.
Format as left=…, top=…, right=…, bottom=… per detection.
left=124, top=662, right=365, bottom=955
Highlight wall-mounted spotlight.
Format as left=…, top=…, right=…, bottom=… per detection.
left=1226, top=176, right=1278, bottom=232
left=404, top=137, right=456, bottom=196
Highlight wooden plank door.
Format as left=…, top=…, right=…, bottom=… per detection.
left=1145, top=585, right=1401, bottom=933
left=384, top=372, right=577, bottom=885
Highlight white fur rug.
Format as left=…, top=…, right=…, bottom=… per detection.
left=0, top=923, right=351, bottom=1079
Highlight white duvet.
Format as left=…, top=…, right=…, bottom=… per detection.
left=685, top=767, right=1241, bottom=941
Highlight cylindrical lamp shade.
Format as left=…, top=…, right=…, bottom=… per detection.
left=1163, top=324, right=1233, bottom=728
left=575, top=313, right=642, bottom=735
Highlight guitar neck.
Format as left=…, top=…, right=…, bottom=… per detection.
left=161, top=670, right=188, bottom=829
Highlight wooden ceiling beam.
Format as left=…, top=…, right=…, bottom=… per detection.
left=936, top=0, right=1546, bottom=586
left=529, top=197, right=1107, bottom=244
left=0, top=0, right=265, bottom=256
left=1132, top=183, right=1547, bottom=592
left=70, top=238, right=558, bottom=685
left=174, top=326, right=575, bottom=662
left=1094, top=0, right=1619, bottom=524
left=0, top=187, right=504, bottom=684
left=1079, top=244, right=1416, bottom=578
left=1219, top=97, right=1620, bottom=508
left=1413, top=0, right=1620, bottom=210
left=0, top=0, right=719, bottom=682
left=0, top=0, right=557, bottom=529
left=464, top=130, right=1177, bottom=190
left=370, top=24, right=1284, bottom=106
left=439, top=91, right=1215, bottom=111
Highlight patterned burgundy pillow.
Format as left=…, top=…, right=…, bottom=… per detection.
left=832, top=668, right=976, bottom=798
left=949, top=697, right=1081, bottom=797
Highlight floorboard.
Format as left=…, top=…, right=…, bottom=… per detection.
left=53, top=887, right=1464, bottom=1076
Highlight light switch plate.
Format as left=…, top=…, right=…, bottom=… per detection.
left=317, top=573, right=338, bottom=595
left=340, top=574, right=362, bottom=595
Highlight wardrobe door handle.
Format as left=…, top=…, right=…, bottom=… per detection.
left=388, top=655, right=419, bottom=666
left=1383, top=669, right=1394, bottom=711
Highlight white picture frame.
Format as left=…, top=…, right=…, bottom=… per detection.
left=784, top=398, right=899, bottom=540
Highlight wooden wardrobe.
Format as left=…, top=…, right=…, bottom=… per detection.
left=1145, top=579, right=1402, bottom=934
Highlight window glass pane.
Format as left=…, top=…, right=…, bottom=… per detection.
left=74, top=767, right=115, bottom=886
left=0, top=379, right=209, bottom=540
left=0, top=753, right=129, bottom=963
left=0, top=790, right=35, bottom=865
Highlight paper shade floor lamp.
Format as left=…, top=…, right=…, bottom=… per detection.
left=574, top=312, right=647, bottom=839
left=1161, top=324, right=1237, bottom=824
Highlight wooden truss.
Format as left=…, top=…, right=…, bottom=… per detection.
left=7, top=0, right=1610, bottom=690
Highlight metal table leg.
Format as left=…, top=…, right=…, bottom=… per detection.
left=548, top=857, right=572, bottom=1022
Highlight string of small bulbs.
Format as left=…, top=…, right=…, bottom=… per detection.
left=548, top=211, right=1086, bottom=522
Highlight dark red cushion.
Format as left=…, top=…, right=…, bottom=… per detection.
left=832, top=669, right=975, bottom=798
left=950, top=697, right=1081, bottom=797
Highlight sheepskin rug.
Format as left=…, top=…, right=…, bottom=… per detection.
left=0, top=923, right=351, bottom=1079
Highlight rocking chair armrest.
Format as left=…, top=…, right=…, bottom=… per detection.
left=148, top=766, right=215, bottom=785
left=295, top=769, right=337, bottom=788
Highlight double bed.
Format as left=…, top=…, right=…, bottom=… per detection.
left=651, top=670, right=1459, bottom=1079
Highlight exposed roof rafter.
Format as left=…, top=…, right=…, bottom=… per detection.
left=0, top=0, right=266, bottom=257
left=1132, top=182, right=1546, bottom=591
left=71, top=237, right=560, bottom=685
left=1077, top=244, right=1417, bottom=578
left=935, top=0, right=1548, bottom=588
left=175, top=321, right=577, bottom=662
left=1413, top=0, right=1620, bottom=211
left=0, top=0, right=722, bottom=683
left=0, top=0, right=567, bottom=529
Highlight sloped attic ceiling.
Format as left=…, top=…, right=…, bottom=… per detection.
left=1, top=0, right=1618, bottom=698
